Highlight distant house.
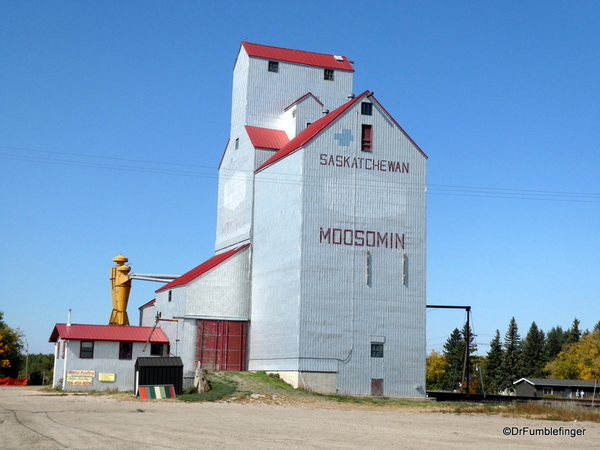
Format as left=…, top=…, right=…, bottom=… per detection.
left=514, top=377, right=599, bottom=399
left=49, top=323, right=170, bottom=391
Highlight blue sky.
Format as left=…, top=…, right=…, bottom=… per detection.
left=1, top=1, right=599, bottom=355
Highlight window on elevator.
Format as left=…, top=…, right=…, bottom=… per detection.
left=361, top=124, right=373, bottom=152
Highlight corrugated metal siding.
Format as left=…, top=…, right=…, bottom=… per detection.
left=185, top=245, right=251, bottom=319
left=59, top=340, right=163, bottom=391
left=298, top=101, right=426, bottom=396
left=249, top=98, right=426, bottom=396
left=249, top=151, right=304, bottom=371
left=244, top=56, right=353, bottom=132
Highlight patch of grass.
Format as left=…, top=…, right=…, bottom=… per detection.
left=243, top=371, right=297, bottom=391
left=505, top=401, right=600, bottom=423
left=177, top=381, right=237, bottom=402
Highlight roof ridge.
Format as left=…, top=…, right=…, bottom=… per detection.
left=256, top=91, right=370, bottom=172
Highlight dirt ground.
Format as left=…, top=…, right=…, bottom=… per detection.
left=1, top=386, right=599, bottom=449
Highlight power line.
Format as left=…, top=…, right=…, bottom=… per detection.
left=1, top=145, right=599, bottom=203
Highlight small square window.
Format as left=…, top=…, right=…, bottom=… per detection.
left=361, top=102, right=373, bottom=116
left=80, top=341, right=94, bottom=359
left=268, top=61, right=279, bottom=73
left=371, top=343, right=384, bottom=358
left=324, top=69, right=334, bottom=81
left=119, top=342, right=133, bottom=360
left=151, top=343, right=164, bottom=356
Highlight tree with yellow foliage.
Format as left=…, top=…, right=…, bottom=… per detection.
left=426, top=350, right=450, bottom=390
left=0, top=311, right=23, bottom=378
left=545, top=329, right=600, bottom=380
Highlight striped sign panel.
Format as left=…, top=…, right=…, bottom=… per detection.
left=139, top=385, right=176, bottom=399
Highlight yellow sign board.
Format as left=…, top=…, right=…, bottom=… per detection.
left=98, top=373, right=115, bottom=382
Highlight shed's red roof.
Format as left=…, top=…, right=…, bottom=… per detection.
left=245, top=126, right=290, bottom=150
left=242, top=42, right=354, bottom=71
left=48, top=324, right=169, bottom=343
left=156, top=244, right=250, bottom=292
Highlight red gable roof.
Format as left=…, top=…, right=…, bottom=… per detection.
left=245, top=126, right=290, bottom=150
left=156, top=244, right=250, bottom=292
left=256, top=90, right=428, bottom=171
left=284, top=92, right=324, bottom=110
left=256, top=91, right=369, bottom=171
left=138, top=299, right=156, bottom=309
left=242, top=42, right=354, bottom=71
left=48, top=323, right=169, bottom=343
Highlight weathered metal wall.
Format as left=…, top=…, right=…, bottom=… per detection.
left=215, top=47, right=354, bottom=252
left=298, top=100, right=427, bottom=396
left=151, top=247, right=251, bottom=380
left=54, top=340, right=161, bottom=391
left=185, top=245, right=251, bottom=319
left=249, top=151, right=304, bottom=371
left=250, top=99, right=426, bottom=396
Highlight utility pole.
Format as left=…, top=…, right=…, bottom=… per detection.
left=24, top=339, right=29, bottom=382
left=426, top=305, right=472, bottom=395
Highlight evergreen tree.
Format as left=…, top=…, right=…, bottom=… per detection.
left=442, top=328, right=464, bottom=390
left=565, top=318, right=582, bottom=346
left=482, top=329, right=504, bottom=394
left=520, top=322, right=546, bottom=378
left=594, top=321, right=600, bottom=333
left=545, top=326, right=566, bottom=361
left=499, top=317, right=522, bottom=391
left=441, top=325, right=477, bottom=391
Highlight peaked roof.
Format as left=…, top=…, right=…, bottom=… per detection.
left=256, top=91, right=369, bottom=171
left=48, top=323, right=169, bottom=343
left=284, top=92, right=324, bottom=111
left=256, top=90, right=428, bottom=172
left=245, top=126, right=290, bottom=150
left=156, top=243, right=250, bottom=292
left=241, top=42, right=354, bottom=71
left=514, top=377, right=598, bottom=387
left=138, top=299, right=156, bottom=309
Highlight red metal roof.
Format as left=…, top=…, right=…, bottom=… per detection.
left=256, top=91, right=428, bottom=172
left=256, top=91, right=369, bottom=171
left=48, top=323, right=169, bottom=343
left=156, top=244, right=250, bottom=292
left=242, top=42, right=354, bottom=71
left=138, top=299, right=156, bottom=309
left=284, top=92, right=324, bottom=110
left=245, top=126, right=290, bottom=150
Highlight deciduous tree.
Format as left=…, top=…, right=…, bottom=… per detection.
left=426, top=350, right=450, bottom=390
left=545, top=330, right=600, bottom=380
left=0, top=312, right=23, bottom=378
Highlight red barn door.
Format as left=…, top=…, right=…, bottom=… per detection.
left=196, top=320, right=247, bottom=370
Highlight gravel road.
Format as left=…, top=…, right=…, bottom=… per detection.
left=1, top=386, right=598, bottom=449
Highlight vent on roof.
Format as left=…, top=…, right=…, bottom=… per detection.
left=322, top=108, right=329, bottom=115
left=334, top=55, right=344, bottom=61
